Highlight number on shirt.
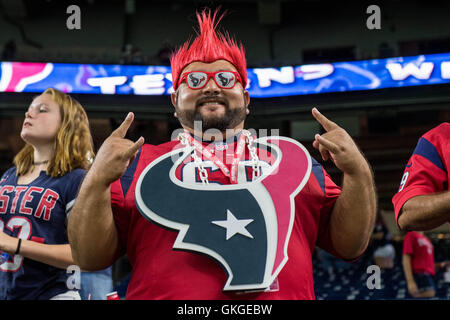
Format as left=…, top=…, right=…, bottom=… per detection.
left=0, top=217, right=32, bottom=272
left=398, top=172, right=409, bottom=192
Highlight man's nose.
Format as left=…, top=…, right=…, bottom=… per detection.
left=201, top=76, right=221, bottom=94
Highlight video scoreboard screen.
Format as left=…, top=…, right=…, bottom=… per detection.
left=1, top=52, right=449, bottom=98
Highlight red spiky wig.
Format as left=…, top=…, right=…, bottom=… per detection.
left=170, top=9, right=247, bottom=90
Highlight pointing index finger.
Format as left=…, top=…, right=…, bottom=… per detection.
left=111, top=112, right=134, bottom=138
left=312, top=108, right=338, bottom=132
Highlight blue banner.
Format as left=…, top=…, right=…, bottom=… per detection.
left=1, top=52, right=449, bottom=98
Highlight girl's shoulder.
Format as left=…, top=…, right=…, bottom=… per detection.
left=1, top=166, right=17, bottom=181
left=61, top=168, right=87, bottom=181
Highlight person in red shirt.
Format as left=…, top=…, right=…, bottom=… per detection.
left=67, top=9, right=376, bottom=299
left=392, top=123, right=450, bottom=231
left=402, top=231, right=449, bottom=298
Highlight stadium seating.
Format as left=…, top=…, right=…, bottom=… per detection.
left=313, top=248, right=450, bottom=300
left=111, top=238, right=449, bottom=300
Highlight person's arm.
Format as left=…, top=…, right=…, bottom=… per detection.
left=435, top=260, right=450, bottom=271
left=402, top=254, right=419, bottom=297
left=398, top=191, right=450, bottom=231
left=312, top=108, right=377, bottom=260
left=68, top=112, right=144, bottom=271
left=68, top=176, right=118, bottom=271
left=393, top=127, right=448, bottom=231
left=0, top=233, right=74, bottom=269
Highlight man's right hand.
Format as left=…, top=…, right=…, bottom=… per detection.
left=90, top=112, right=145, bottom=186
left=407, top=280, right=419, bottom=297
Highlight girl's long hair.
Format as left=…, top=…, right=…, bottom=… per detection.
left=14, top=88, right=94, bottom=177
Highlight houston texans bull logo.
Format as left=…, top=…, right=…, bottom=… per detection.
left=217, top=72, right=233, bottom=87
left=189, top=73, right=206, bottom=87
left=135, top=136, right=311, bottom=291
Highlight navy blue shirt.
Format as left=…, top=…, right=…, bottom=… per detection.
left=0, top=167, right=85, bottom=300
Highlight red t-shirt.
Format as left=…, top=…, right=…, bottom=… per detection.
left=402, top=231, right=435, bottom=276
left=111, top=136, right=343, bottom=300
left=392, top=123, right=450, bottom=226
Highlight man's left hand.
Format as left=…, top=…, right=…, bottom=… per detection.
left=312, top=107, right=370, bottom=176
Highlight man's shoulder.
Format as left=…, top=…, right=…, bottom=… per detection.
left=142, top=140, right=181, bottom=152
left=112, top=141, right=181, bottom=200
left=410, top=123, right=448, bottom=169
left=422, top=122, right=450, bottom=143
left=140, top=140, right=182, bottom=160
left=130, top=140, right=183, bottom=177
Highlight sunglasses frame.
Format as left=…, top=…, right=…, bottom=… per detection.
left=178, top=70, right=242, bottom=90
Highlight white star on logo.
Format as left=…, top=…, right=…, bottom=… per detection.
left=211, top=210, right=254, bottom=240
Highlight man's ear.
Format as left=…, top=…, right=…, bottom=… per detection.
left=171, top=91, right=179, bottom=118
left=171, top=91, right=178, bottom=108
left=244, top=90, right=250, bottom=114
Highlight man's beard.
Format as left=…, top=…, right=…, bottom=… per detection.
left=175, top=103, right=247, bottom=132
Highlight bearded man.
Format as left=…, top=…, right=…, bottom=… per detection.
left=68, top=9, right=376, bottom=300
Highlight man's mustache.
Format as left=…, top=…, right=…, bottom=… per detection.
left=195, top=96, right=229, bottom=108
